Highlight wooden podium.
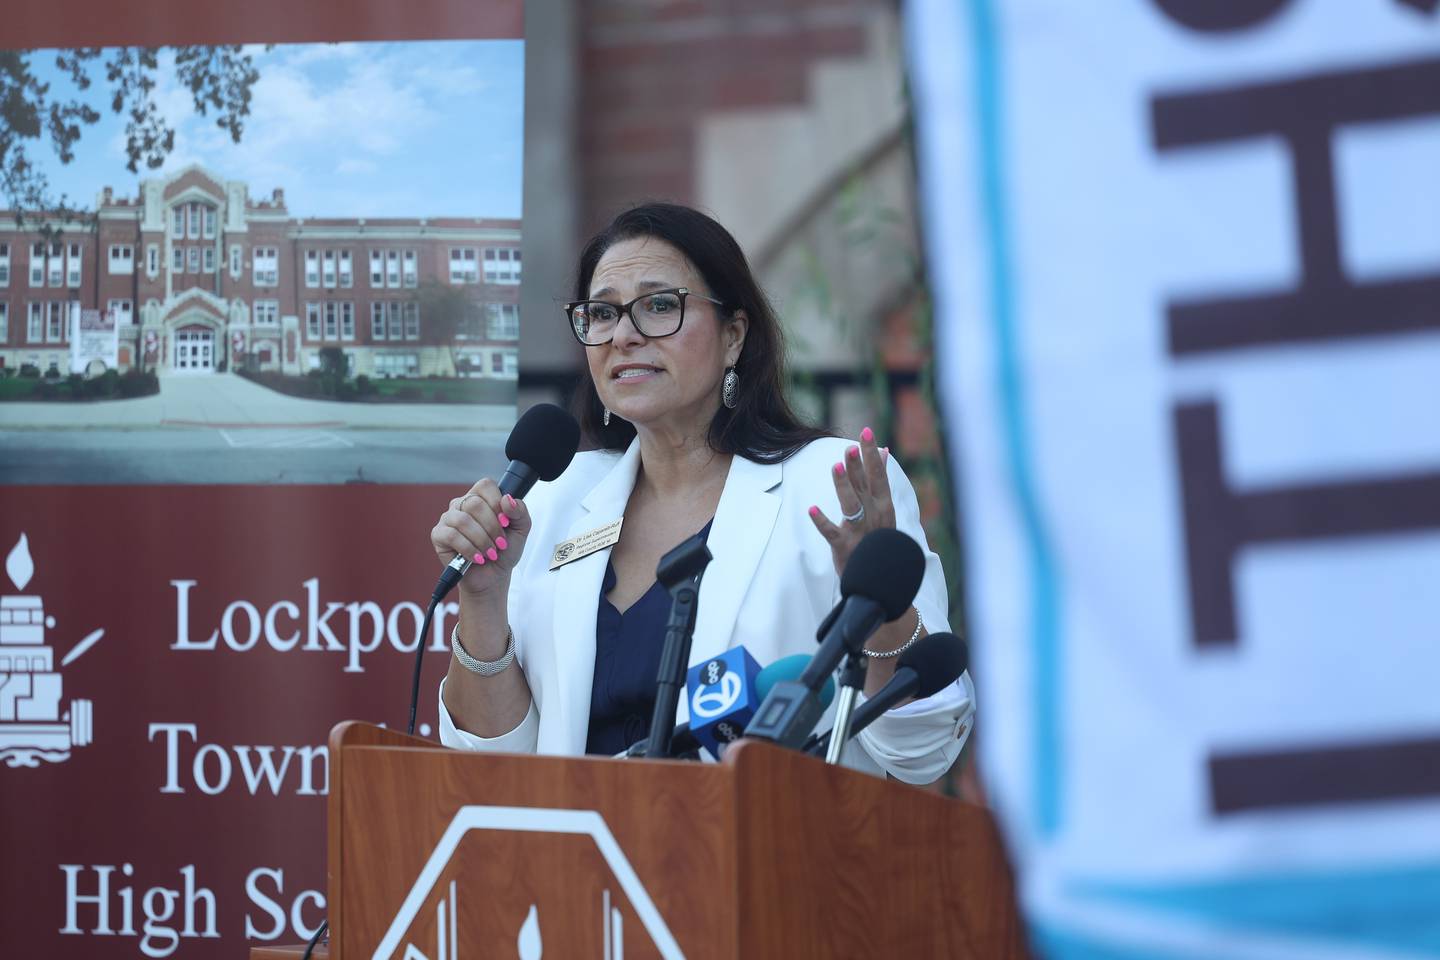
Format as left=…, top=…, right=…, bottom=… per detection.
left=253, top=721, right=1025, bottom=959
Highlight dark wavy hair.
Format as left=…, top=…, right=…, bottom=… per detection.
left=570, top=202, right=828, bottom=464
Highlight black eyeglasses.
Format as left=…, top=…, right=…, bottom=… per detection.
left=564, top=287, right=726, bottom=346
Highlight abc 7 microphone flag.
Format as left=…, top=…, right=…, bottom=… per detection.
left=686, top=647, right=762, bottom=758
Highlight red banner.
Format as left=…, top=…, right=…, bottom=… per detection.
left=1, top=485, right=463, bottom=954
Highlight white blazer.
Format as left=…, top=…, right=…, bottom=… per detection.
left=440, top=436, right=975, bottom=784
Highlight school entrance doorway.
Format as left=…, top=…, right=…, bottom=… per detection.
left=172, top=328, right=215, bottom=374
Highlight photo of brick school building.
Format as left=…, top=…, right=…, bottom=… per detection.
left=0, top=164, right=521, bottom=381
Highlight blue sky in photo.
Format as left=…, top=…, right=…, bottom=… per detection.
left=25, top=40, right=524, bottom=220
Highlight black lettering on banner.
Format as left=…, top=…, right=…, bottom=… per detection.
left=1153, top=49, right=1440, bottom=813
left=1210, top=735, right=1440, bottom=812
left=1152, top=58, right=1440, bottom=356
left=1174, top=401, right=1440, bottom=648
left=1151, top=0, right=1295, bottom=33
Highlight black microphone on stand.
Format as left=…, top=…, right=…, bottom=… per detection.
left=639, top=532, right=713, bottom=758
left=408, top=404, right=581, bottom=738
left=745, top=529, right=926, bottom=750
left=803, top=632, right=968, bottom=758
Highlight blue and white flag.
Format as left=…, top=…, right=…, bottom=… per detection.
left=909, top=1, right=1440, bottom=956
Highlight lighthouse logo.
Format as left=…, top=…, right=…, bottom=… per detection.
left=0, top=534, right=98, bottom=768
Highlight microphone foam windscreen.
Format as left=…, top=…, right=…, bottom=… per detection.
left=897, top=631, right=969, bottom=699
left=505, top=403, right=581, bottom=480
left=757, top=654, right=836, bottom=708
left=839, top=529, right=926, bottom=620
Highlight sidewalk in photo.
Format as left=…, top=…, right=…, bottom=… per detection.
left=0, top=373, right=516, bottom=430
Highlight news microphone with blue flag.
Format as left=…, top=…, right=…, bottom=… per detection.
left=685, top=651, right=838, bottom=758
left=744, top=529, right=926, bottom=750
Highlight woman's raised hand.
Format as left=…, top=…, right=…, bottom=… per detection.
left=431, top=479, right=532, bottom=599
left=807, top=427, right=895, bottom=578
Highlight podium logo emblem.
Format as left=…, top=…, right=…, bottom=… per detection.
left=1, top=534, right=99, bottom=769
left=379, top=805, right=683, bottom=959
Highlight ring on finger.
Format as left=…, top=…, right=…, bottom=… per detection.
left=842, top=504, right=865, bottom=523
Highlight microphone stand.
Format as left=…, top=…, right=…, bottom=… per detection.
left=824, top=651, right=868, bottom=765
left=641, top=534, right=713, bottom=758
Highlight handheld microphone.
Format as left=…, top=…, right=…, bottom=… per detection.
left=409, top=404, right=580, bottom=738
left=745, top=530, right=926, bottom=749
left=431, top=403, right=581, bottom=603
left=804, top=632, right=968, bottom=757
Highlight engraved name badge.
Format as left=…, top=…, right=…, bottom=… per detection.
left=549, top=517, right=624, bottom=570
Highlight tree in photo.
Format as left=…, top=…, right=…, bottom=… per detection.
left=414, top=279, right=484, bottom=378
left=0, top=45, right=264, bottom=230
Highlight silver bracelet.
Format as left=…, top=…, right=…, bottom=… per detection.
left=451, top=622, right=516, bottom=676
left=862, top=606, right=923, bottom=659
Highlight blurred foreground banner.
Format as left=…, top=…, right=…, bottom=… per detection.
left=910, top=1, right=1440, bottom=956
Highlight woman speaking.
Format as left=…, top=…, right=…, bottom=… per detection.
left=431, top=203, right=972, bottom=783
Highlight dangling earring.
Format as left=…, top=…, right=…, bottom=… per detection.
left=722, top=367, right=739, bottom=409
left=602, top=406, right=611, bottom=427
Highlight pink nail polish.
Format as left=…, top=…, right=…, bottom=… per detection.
left=833, top=462, right=845, bottom=476
left=504, top=494, right=516, bottom=509
left=808, top=505, right=820, bottom=518
left=474, top=553, right=485, bottom=566
left=882, top=446, right=890, bottom=461
left=499, top=513, right=511, bottom=529
left=847, top=445, right=860, bottom=459
left=486, top=547, right=499, bottom=562
left=861, top=427, right=874, bottom=443
left=496, top=536, right=508, bottom=550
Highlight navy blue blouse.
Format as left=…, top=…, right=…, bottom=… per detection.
left=586, top=522, right=711, bottom=755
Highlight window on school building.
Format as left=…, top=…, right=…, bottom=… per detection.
left=305, top=250, right=320, bottom=288
left=30, top=243, right=44, bottom=286
left=305, top=303, right=321, bottom=339
left=172, top=247, right=185, bottom=272
left=108, top=245, right=133, bottom=275
left=386, top=250, right=401, bottom=288
left=47, top=301, right=68, bottom=342
left=486, top=303, right=519, bottom=340
left=48, top=243, right=63, bottom=287
left=254, top=300, right=279, bottom=326
left=187, top=247, right=200, bottom=273
left=107, top=299, right=133, bottom=324
left=404, top=301, right=420, bottom=340
left=450, top=248, right=479, bottom=284
left=483, top=247, right=521, bottom=284
left=27, top=303, right=42, bottom=341
left=203, top=247, right=216, bottom=273
left=230, top=245, right=242, bottom=278
left=66, top=244, right=82, bottom=287
left=323, top=251, right=337, bottom=289
left=148, top=244, right=160, bottom=276
left=0, top=302, right=8, bottom=341
left=339, top=251, right=353, bottom=288
left=253, top=247, right=278, bottom=286
left=0, top=242, right=9, bottom=286
left=374, top=353, right=419, bottom=377
left=369, top=250, right=384, bottom=287
left=371, top=301, right=387, bottom=340
left=324, top=302, right=338, bottom=340
left=403, top=249, right=417, bottom=288
left=341, top=302, right=354, bottom=339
